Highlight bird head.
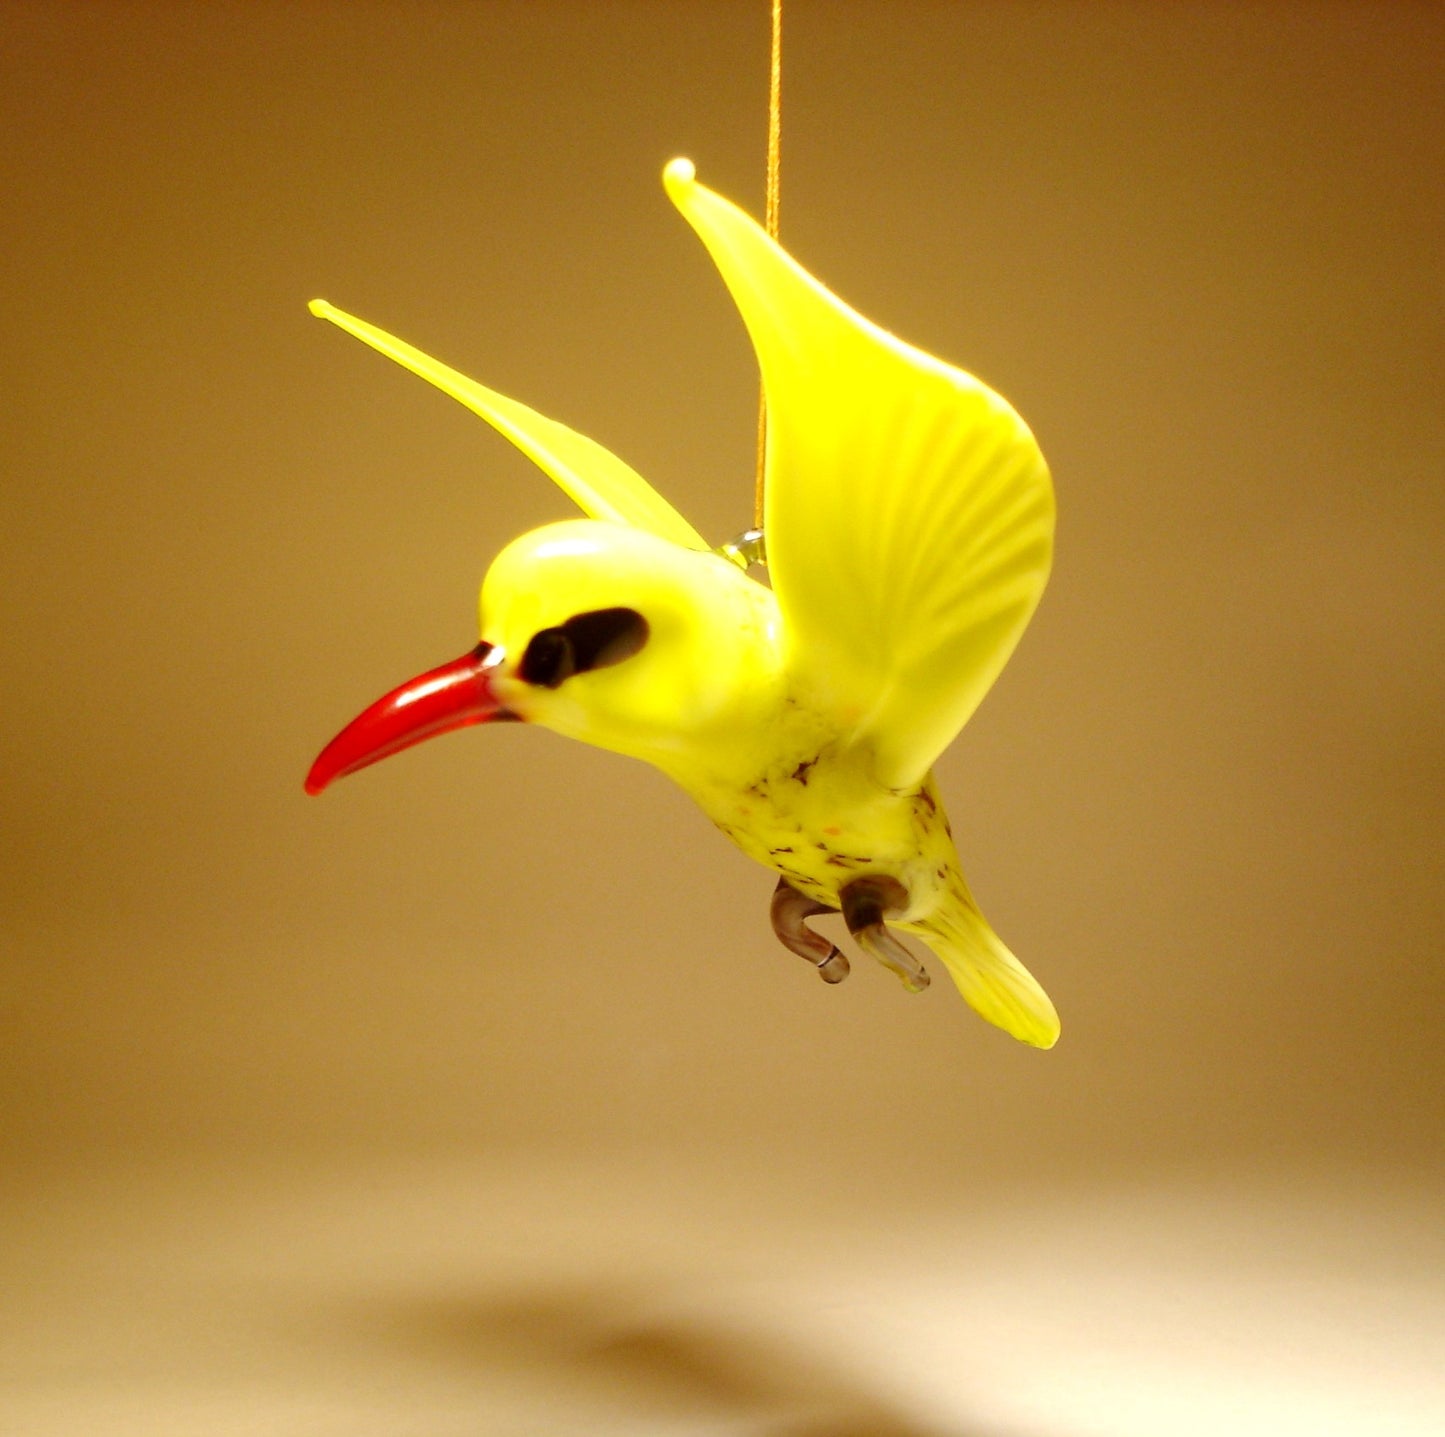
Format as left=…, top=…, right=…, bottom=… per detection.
left=305, top=519, right=779, bottom=795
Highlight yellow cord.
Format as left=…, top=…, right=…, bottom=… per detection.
left=754, top=0, right=781, bottom=532
left=764, top=0, right=782, bottom=239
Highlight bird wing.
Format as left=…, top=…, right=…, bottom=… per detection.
left=664, top=161, right=1053, bottom=791
left=308, top=299, right=709, bottom=552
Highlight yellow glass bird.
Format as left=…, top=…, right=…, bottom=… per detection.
left=306, top=158, right=1059, bottom=1048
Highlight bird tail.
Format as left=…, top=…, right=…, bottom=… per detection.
left=913, top=894, right=1060, bottom=1049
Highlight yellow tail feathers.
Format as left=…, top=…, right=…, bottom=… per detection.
left=916, top=901, right=1060, bottom=1049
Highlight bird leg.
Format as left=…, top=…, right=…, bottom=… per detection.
left=840, top=875, right=930, bottom=993
left=770, top=878, right=849, bottom=984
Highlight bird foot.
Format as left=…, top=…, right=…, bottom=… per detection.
left=770, top=878, right=849, bottom=983
left=840, top=875, right=930, bottom=992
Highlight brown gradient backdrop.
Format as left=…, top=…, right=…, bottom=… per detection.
left=3, top=3, right=1441, bottom=1190
left=4, top=6, right=1443, bottom=1432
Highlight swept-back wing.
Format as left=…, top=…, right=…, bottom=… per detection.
left=664, top=160, right=1053, bottom=790
left=309, top=300, right=708, bottom=552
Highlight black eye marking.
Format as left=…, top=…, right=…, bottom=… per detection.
left=562, top=607, right=649, bottom=672
left=518, top=626, right=575, bottom=689
left=519, top=607, right=649, bottom=689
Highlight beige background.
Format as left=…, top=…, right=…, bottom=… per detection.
left=2, top=4, right=1441, bottom=1433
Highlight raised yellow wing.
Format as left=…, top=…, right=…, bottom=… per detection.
left=663, top=160, right=1053, bottom=790
left=308, top=300, right=708, bottom=552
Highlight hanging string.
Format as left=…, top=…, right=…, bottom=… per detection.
left=754, top=0, right=782, bottom=532
left=763, top=0, right=782, bottom=240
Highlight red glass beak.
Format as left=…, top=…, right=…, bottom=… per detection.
left=305, top=642, right=513, bottom=795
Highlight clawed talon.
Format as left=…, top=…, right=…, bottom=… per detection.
left=769, top=875, right=928, bottom=991
left=770, top=878, right=849, bottom=983
left=840, top=875, right=930, bottom=992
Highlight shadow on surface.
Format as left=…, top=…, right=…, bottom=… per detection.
left=346, top=1284, right=1001, bottom=1437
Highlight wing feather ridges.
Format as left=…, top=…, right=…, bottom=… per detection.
left=662, top=161, right=1054, bottom=786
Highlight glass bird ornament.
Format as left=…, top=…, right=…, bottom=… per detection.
left=306, top=159, right=1059, bottom=1047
